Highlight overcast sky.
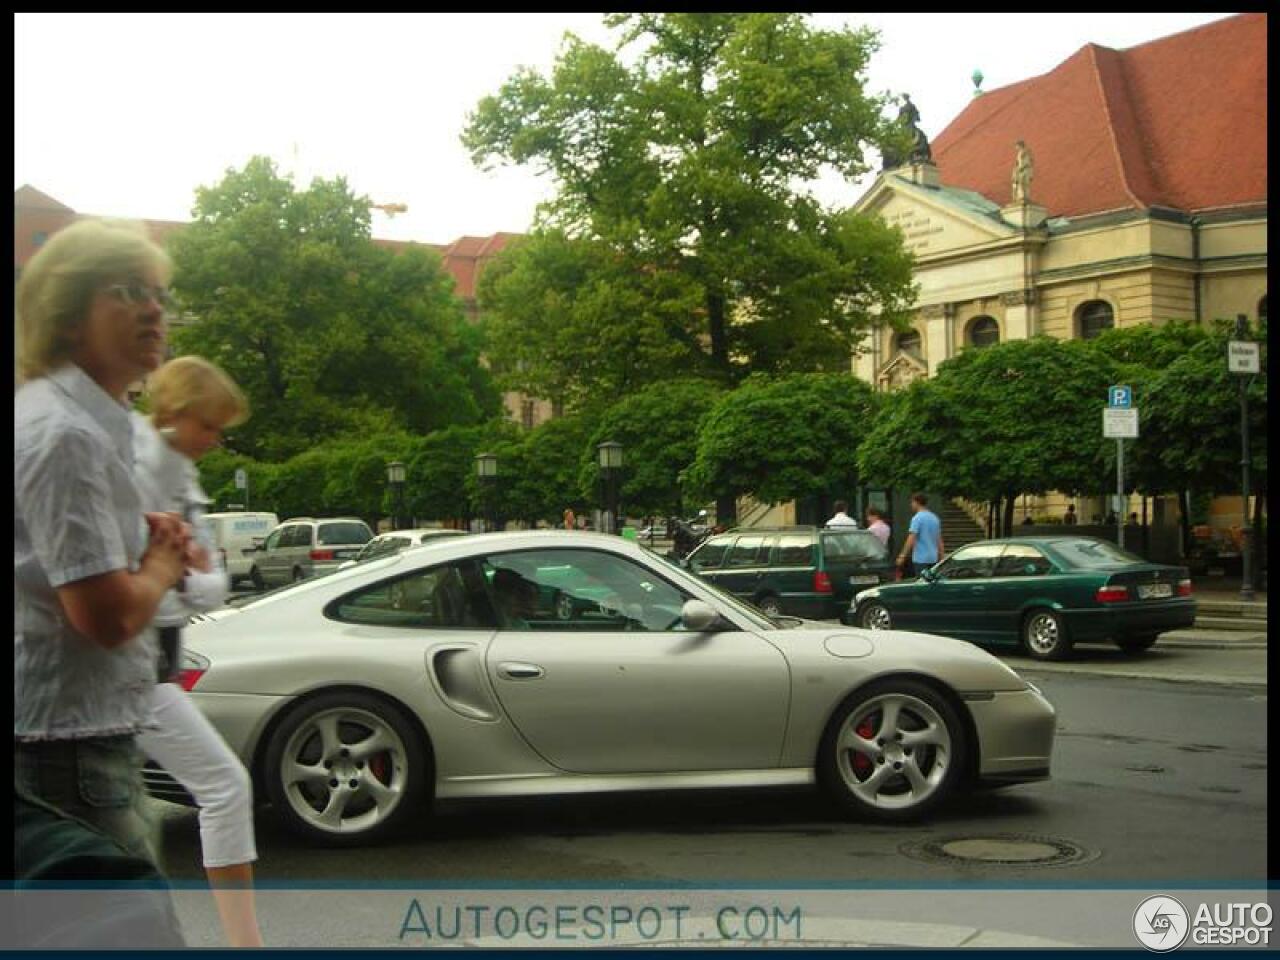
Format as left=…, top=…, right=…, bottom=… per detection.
left=15, top=12, right=1238, bottom=244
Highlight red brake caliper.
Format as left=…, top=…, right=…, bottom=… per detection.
left=851, top=713, right=877, bottom=777
left=370, top=754, right=389, bottom=784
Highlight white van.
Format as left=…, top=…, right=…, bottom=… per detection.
left=202, top=512, right=280, bottom=586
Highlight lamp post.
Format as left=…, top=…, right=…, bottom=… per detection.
left=474, top=452, right=498, bottom=532
left=597, top=441, right=623, bottom=535
left=1230, top=315, right=1259, bottom=601
left=385, top=461, right=406, bottom=530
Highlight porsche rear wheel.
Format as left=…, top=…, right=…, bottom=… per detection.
left=818, top=678, right=965, bottom=822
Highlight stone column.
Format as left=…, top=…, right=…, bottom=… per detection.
left=1001, top=289, right=1037, bottom=342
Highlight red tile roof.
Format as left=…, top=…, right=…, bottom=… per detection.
left=931, top=13, right=1266, bottom=217
left=15, top=187, right=518, bottom=298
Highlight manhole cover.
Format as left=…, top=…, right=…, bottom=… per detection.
left=900, top=833, right=1097, bottom=867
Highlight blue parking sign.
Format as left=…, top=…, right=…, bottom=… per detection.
left=1108, top=385, right=1132, bottom=408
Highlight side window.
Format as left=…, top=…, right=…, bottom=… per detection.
left=934, top=543, right=1004, bottom=580
left=294, top=526, right=315, bottom=547
left=263, top=528, right=285, bottom=551
left=994, top=544, right=1053, bottom=577
left=726, top=535, right=766, bottom=568
left=330, top=559, right=496, bottom=629
left=688, top=537, right=730, bottom=571
left=483, top=548, right=693, bottom=632
left=776, top=534, right=814, bottom=566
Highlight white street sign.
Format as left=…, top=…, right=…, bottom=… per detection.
left=1103, top=407, right=1139, bottom=439
left=1228, top=340, right=1260, bottom=374
left=234, top=468, right=248, bottom=489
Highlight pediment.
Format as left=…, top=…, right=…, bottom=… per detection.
left=876, top=350, right=929, bottom=391
left=854, top=173, right=1017, bottom=258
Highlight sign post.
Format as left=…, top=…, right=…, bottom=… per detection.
left=1104, top=387, right=1137, bottom=550
left=234, top=467, right=249, bottom=511
left=1229, top=316, right=1260, bottom=601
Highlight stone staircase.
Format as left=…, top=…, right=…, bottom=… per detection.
left=940, top=499, right=987, bottom=552
left=1193, top=598, right=1268, bottom=633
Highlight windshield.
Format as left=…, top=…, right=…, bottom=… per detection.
left=1049, top=538, right=1145, bottom=568
left=642, top=547, right=779, bottom=631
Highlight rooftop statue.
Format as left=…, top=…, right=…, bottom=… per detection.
left=881, top=94, right=932, bottom=170
left=1011, top=139, right=1034, bottom=203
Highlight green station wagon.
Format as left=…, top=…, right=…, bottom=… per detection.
left=844, top=536, right=1197, bottom=660
left=685, top=525, right=893, bottom=619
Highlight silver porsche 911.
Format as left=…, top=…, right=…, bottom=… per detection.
left=151, top=531, right=1056, bottom=846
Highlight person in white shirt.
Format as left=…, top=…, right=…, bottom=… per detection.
left=826, top=499, right=858, bottom=528
left=132, top=356, right=263, bottom=949
left=865, top=506, right=891, bottom=547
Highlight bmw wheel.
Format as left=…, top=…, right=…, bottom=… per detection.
left=818, top=678, right=965, bottom=822
left=263, top=691, right=429, bottom=846
left=858, top=601, right=892, bottom=630
left=1022, top=608, right=1072, bottom=661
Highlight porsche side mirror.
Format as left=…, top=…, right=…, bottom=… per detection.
left=681, top=599, right=723, bottom=632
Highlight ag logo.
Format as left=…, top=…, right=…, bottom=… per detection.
left=1134, top=895, right=1190, bottom=952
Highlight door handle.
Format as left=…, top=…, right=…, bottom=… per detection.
left=498, top=662, right=545, bottom=680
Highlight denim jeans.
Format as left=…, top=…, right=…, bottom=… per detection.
left=14, top=736, right=160, bottom=869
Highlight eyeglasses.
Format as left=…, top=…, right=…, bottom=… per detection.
left=106, top=281, right=177, bottom=313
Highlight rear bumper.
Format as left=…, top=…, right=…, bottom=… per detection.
left=967, top=687, right=1056, bottom=784
left=1067, top=599, right=1197, bottom=641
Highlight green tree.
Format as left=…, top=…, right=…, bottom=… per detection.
left=464, top=13, right=916, bottom=399
left=491, top=413, right=600, bottom=527
left=577, top=379, right=725, bottom=518
left=169, top=156, right=500, bottom=460
left=685, top=373, right=878, bottom=507
left=858, top=337, right=1121, bottom=534
left=404, top=421, right=520, bottom=524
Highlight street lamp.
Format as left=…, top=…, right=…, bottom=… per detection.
left=386, top=461, right=406, bottom=530
left=597, top=441, right=623, bottom=535
left=474, top=452, right=498, bottom=532
left=1230, top=315, right=1260, bottom=601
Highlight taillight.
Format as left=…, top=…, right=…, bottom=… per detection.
left=177, top=668, right=206, bottom=691
left=1096, top=585, right=1129, bottom=603
left=310, top=549, right=335, bottom=561
left=814, top=571, right=833, bottom=594
left=1177, top=578, right=1193, bottom=597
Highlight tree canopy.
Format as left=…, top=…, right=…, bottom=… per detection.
left=465, top=13, right=916, bottom=403
left=169, top=156, right=500, bottom=460
left=685, top=372, right=878, bottom=505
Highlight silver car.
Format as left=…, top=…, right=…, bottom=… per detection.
left=336, top=528, right=469, bottom=571
left=247, top=517, right=374, bottom=589
left=161, top=531, right=1055, bottom=846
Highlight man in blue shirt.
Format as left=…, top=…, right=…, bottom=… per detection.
left=897, top=493, right=945, bottom=578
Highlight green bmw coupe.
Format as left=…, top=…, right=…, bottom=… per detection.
left=842, top=536, right=1197, bottom=660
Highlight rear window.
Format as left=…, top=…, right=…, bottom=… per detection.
left=776, top=533, right=816, bottom=566
left=822, top=531, right=887, bottom=561
left=1050, top=538, right=1143, bottom=568
left=319, top=522, right=373, bottom=546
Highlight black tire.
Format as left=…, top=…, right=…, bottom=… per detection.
left=1117, top=634, right=1158, bottom=656
left=263, top=691, right=430, bottom=846
left=291, top=567, right=306, bottom=584
left=554, top=590, right=574, bottom=621
left=817, top=678, right=966, bottom=823
left=250, top=566, right=264, bottom=591
left=1022, top=607, right=1072, bottom=661
left=858, top=601, right=892, bottom=630
left=755, top=593, right=783, bottom=618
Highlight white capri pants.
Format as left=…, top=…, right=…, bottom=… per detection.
left=137, top=682, right=258, bottom=869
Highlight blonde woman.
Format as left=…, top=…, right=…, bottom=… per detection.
left=15, top=218, right=188, bottom=865
left=133, top=356, right=264, bottom=948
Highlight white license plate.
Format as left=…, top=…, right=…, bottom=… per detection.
left=1137, top=583, right=1173, bottom=599
left=850, top=574, right=880, bottom=585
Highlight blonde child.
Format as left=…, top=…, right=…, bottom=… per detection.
left=132, top=356, right=264, bottom=948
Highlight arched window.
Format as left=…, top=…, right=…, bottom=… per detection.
left=1077, top=300, right=1114, bottom=340
left=895, top=329, right=922, bottom=359
left=968, top=315, right=1000, bottom=348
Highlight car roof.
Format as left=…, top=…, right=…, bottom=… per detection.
left=376, top=528, right=465, bottom=539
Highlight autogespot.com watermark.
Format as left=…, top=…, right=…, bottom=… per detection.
left=1134, top=895, right=1272, bottom=951
left=398, top=899, right=803, bottom=944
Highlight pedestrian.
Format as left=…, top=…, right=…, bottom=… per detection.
left=15, top=218, right=189, bottom=868
left=563, top=507, right=576, bottom=531
left=826, top=499, right=858, bottom=528
left=865, top=506, right=891, bottom=547
left=896, top=492, right=945, bottom=578
left=1063, top=504, right=1078, bottom=525
left=131, top=356, right=264, bottom=948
